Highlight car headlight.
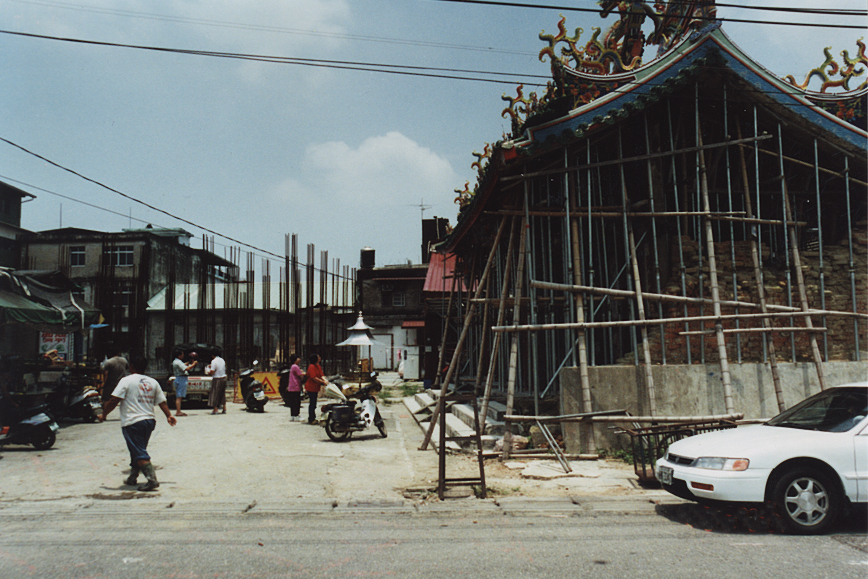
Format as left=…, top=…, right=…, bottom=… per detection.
left=693, top=457, right=749, bottom=471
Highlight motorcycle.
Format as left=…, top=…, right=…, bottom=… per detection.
left=45, top=378, right=102, bottom=422
left=277, top=367, right=292, bottom=406
left=320, top=373, right=387, bottom=441
left=0, top=396, right=60, bottom=450
left=238, top=361, right=268, bottom=412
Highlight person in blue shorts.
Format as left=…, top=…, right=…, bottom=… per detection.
left=171, top=349, right=197, bottom=417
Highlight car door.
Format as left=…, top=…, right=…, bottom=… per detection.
left=856, top=422, right=868, bottom=502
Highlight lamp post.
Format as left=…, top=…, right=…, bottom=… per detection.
left=336, top=312, right=380, bottom=387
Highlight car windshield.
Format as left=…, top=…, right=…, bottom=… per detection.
left=766, top=387, right=867, bottom=432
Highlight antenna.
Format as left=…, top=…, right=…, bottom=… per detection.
left=412, top=197, right=432, bottom=221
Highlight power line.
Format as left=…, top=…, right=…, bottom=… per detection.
left=0, top=30, right=548, bottom=85
left=0, top=136, right=285, bottom=260
left=432, top=0, right=867, bottom=29
left=1, top=29, right=858, bottom=102
left=6, top=0, right=539, bottom=57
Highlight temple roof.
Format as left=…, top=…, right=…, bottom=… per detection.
left=445, top=18, right=867, bottom=253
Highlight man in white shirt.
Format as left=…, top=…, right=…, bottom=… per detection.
left=206, top=348, right=227, bottom=415
left=98, top=355, right=176, bottom=491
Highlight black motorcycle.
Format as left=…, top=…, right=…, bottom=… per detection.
left=0, top=396, right=59, bottom=450
left=45, top=377, right=102, bottom=422
left=238, top=363, right=268, bottom=412
left=321, top=374, right=387, bottom=441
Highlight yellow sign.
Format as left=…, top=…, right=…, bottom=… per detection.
left=234, top=371, right=283, bottom=401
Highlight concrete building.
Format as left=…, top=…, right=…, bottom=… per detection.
left=0, top=181, right=34, bottom=268
left=18, top=226, right=234, bottom=360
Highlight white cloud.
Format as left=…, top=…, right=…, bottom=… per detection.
left=267, top=132, right=457, bottom=264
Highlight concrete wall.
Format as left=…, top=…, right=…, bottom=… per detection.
left=561, top=361, right=868, bottom=453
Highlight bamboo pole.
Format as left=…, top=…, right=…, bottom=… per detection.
left=505, top=413, right=744, bottom=423
left=736, top=121, right=786, bottom=412
left=480, top=217, right=517, bottom=429
left=570, top=182, right=596, bottom=453
left=491, top=310, right=863, bottom=332
left=502, top=212, right=529, bottom=460
left=626, top=219, right=658, bottom=416
left=421, top=216, right=509, bottom=450
left=681, top=326, right=827, bottom=335
left=781, top=176, right=828, bottom=390
left=500, top=134, right=773, bottom=182
left=433, top=268, right=458, bottom=389
left=696, top=111, right=733, bottom=415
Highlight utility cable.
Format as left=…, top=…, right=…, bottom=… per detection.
left=0, top=30, right=548, bottom=85
left=0, top=136, right=285, bottom=260
left=432, top=0, right=866, bottom=29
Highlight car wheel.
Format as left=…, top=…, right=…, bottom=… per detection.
left=325, top=417, right=351, bottom=442
left=31, top=427, right=56, bottom=450
left=772, top=466, right=841, bottom=534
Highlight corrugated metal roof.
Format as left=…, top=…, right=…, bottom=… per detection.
left=423, top=252, right=468, bottom=293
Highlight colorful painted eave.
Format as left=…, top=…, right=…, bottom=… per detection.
left=517, top=26, right=867, bottom=153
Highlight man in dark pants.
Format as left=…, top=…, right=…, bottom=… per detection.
left=98, top=355, right=176, bottom=491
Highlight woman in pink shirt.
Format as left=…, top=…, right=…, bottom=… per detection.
left=286, top=354, right=305, bottom=422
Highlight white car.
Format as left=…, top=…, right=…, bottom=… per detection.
left=655, top=382, right=868, bottom=534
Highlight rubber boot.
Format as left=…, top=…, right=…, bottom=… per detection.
left=124, top=466, right=140, bottom=486
left=138, top=462, right=159, bottom=491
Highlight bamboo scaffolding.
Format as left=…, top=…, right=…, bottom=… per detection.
left=480, top=216, right=517, bottom=429
left=781, top=170, right=827, bottom=391
left=528, top=281, right=866, bottom=318
left=487, top=209, right=799, bottom=226
left=505, top=412, right=744, bottom=423
left=491, top=310, right=861, bottom=333
left=680, top=327, right=827, bottom=335
left=569, top=165, right=596, bottom=453
left=422, top=217, right=508, bottom=451
left=696, top=111, right=734, bottom=415
left=735, top=119, right=786, bottom=412
left=500, top=134, right=774, bottom=182
left=502, top=211, right=529, bottom=460
left=739, top=142, right=868, bottom=188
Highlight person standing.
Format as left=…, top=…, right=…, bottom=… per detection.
left=305, top=353, right=327, bottom=424
left=171, top=349, right=197, bottom=417
left=98, top=355, right=176, bottom=491
left=206, top=348, right=227, bottom=415
left=100, top=350, right=129, bottom=403
left=286, top=354, right=305, bottom=421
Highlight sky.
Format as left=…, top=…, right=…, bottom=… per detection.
left=1, top=0, right=865, bottom=275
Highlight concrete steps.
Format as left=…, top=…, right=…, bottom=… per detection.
left=405, top=389, right=507, bottom=451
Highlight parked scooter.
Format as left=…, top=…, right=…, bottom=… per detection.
left=238, top=361, right=268, bottom=412
left=277, top=367, right=292, bottom=406
left=45, top=377, right=102, bottom=422
left=0, top=397, right=60, bottom=450
left=320, top=373, right=387, bottom=441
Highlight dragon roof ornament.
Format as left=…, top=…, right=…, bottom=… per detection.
left=785, top=39, right=868, bottom=93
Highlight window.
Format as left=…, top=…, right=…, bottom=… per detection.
left=103, top=245, right=134, bottom=267
left=113, top=287, right=133, bottom=332
left=392, top=291, right=406, bottom=307
left=69, top=246, right=86, bottom=267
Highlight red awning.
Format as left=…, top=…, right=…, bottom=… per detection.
left=402, top=320, right=425, bottom=328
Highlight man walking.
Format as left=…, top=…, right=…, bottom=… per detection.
left=100, top=349, right=129, bottom=403
left=98, top=355, right=176, bottom=491
left=206, top=347, right=227, bottom=415
left=171, top=349, right=197, bottom=417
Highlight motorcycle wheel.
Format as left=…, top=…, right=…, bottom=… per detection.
left=325, top=418, right=351, bottom=442
left=31, top=427, right=56, bottom=450
left=375, top=410, right=387, bottom=438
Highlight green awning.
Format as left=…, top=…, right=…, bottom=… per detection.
left=0, top=269, right=102, bottom=330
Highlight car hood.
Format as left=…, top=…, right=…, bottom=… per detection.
left=666, top=424, right=851, bottom=466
